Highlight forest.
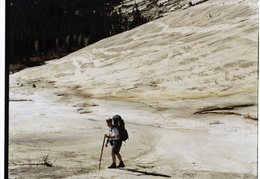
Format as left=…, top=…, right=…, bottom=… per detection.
left=8, top=0, right=148, bottom=69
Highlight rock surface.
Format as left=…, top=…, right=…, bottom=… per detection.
left=9, top=0, right=258, bottom=178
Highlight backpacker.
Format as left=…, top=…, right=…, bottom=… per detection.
left=112, top=115, right=129, bottom=141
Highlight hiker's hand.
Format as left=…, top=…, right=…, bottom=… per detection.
left=105, top=143, right=108, bottom=147
left=105, top=134, right=108, bottom=138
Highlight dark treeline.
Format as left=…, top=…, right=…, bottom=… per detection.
left=9, top=0, right=148, bottom=66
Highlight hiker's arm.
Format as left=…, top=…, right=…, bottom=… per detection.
left=105, top=134, right=116, bottom=139
left=105, top=138, right=109, bottom=147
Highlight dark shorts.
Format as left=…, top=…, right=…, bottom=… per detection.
left=112, top=140, right=122, bottom=154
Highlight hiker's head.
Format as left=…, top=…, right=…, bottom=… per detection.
left=106, top=118, right=113, bottom=127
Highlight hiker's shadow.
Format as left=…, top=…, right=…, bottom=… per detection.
left=119, top=168, right=171, bottom=178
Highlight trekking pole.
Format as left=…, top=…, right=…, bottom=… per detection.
left=99, top=134, right=106, bottom=171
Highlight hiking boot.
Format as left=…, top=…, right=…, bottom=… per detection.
left=117, top=161, right=125, bottom=168
left=108, top=163, right=116, bottom=169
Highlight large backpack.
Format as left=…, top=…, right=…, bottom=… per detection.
left=113, top=115, right=129, bottom=141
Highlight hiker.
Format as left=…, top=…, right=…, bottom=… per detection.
left=105, top=117, right=125, bottom=168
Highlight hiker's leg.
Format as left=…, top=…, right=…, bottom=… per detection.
left=111, top=153, right=116, bottom=163
left=116, top=153, right=125, bottom=167
left=116, top=153, right=123, bottom=162
left=108, top=153, right=117, bottom=168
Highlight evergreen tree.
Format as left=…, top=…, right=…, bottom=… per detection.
left=8, top=0, right=148, bottom=67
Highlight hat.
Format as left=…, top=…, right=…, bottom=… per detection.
left=106, top=118, right=112, bottom=123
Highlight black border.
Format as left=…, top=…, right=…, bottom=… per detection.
left=5, top=0, right=10, bottom=178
